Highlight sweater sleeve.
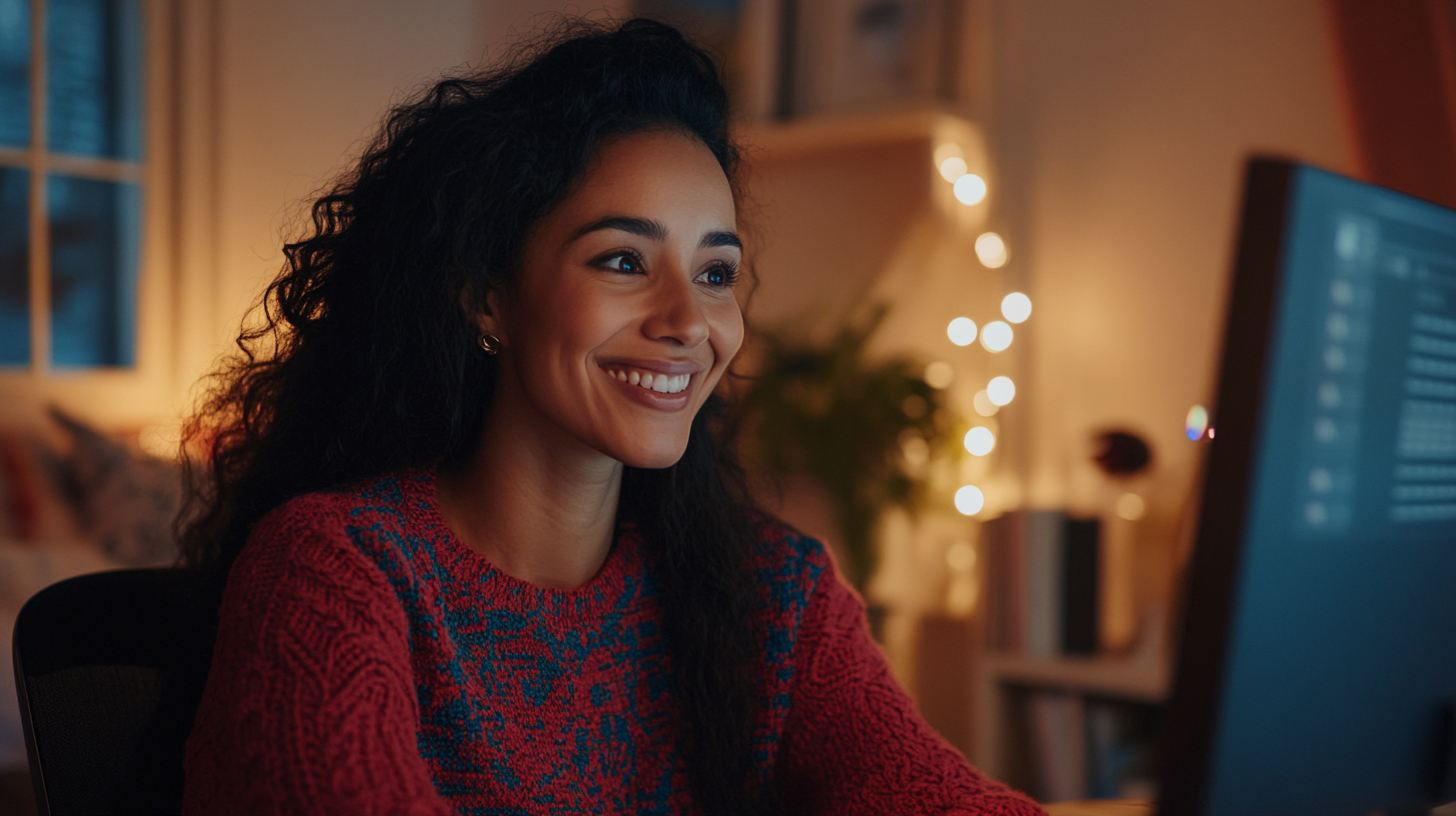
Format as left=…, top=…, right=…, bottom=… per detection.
left=182, top=497, right=456, bottom=816
left=777, top=560, right=1046, bottom=816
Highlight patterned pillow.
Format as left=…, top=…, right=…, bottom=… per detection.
left=0, top=432, right=85, bottom=544
left=49, top=408, right=183, bottom=566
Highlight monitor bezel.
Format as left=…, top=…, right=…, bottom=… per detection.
left=1157, top=157, right=1296, bottom=815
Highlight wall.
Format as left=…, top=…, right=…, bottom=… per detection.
left=986, top=0, right=1356, bottom=560
left=204, top=0, right=481, bottom=384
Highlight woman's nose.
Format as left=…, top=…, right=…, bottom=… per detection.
left=642, top=268, right=709, bottom=347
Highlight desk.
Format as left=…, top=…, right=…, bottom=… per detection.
left=1043, top=799, right=1152, bottom=816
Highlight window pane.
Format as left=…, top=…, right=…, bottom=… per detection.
left=48, top=173, right=138, bottom=367
left=0, top=167, right=27, bottom=365
left=46, top=0, right=143, bottom=160
left=0, top=0, right=29, bottom=147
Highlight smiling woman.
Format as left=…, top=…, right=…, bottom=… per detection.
left=176, top=18, right=1044, bottom=816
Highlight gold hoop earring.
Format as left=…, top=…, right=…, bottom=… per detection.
left=478, top=334, right=501, bottom=355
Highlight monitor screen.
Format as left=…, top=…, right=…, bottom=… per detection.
left=1160, top=160, right=1456, bottom=816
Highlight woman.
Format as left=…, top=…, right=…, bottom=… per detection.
left=181, top=18, right=1044, bottom=816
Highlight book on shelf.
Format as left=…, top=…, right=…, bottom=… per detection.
left=980, top=510, right=1100, bottom=657
left=1025, top=691, right=1160, bottom=802
left=1085, top=698, right=1159, bottom=799
left=1027, top=689, right=1087, bottom=801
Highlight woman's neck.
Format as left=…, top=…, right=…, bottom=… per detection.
left=436, top=389, right=623, bottom=591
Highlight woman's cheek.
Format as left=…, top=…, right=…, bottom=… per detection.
left=710, top=299, right=744, bottom=362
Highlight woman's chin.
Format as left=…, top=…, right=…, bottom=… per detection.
left=613, top=440, right=690, bottom=471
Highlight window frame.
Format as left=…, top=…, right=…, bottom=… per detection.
left=0, top=0, right=195, bottom=432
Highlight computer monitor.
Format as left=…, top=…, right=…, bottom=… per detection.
left=1159, top=159, right=1456, bottom=816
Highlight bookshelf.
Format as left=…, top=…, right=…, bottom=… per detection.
left=980, top=653, right=1169, bottom=704
left=736, top=108, right=986, bottom=159
left=973, top=652, right=1171, bottom=797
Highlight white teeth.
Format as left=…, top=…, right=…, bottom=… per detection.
left=606, top=368, right=691, bottom=395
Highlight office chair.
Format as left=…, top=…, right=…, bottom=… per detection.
left=12, top=568, right=214, bottom=816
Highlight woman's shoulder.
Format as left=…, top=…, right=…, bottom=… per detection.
left=744, top=512, right=840, bottom=612
left=747, top=513, right=828, bottom=564
left=219, top=474, right=431, bottom=636
left=239, top=469, right=435, bottom=578
left=255, top=467, right=431, bottom=531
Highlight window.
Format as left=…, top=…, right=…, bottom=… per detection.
left=0, top=0, right=144, bottom=369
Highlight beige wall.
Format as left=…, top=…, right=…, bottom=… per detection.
left=207, top=0, right=485, bottom=377
left=985, top=0, right=1356, bottom=534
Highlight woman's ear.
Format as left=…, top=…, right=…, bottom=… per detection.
left=464, top=286, right=508, bottom=346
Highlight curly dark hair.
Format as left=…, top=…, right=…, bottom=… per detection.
left=181, top=18, right=775, bottom=814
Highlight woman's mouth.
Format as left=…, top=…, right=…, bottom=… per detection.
left=602, top=366, right=691, bottom=395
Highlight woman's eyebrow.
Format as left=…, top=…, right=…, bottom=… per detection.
left=701, top=230, right=741, bottom=250
left=571, top=216, right=666, bottom=242
left=570, top=217, right=741, bottom=250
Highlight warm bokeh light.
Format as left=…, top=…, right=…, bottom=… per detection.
left=938, top=156, right=968, bottom=183
left=954, top=485, right=986, bottom=516
left=924, top=361, right=954, bottom=389
left=1001, top=292, right=1032, bottom=323
left=987, top=376, right=1016, bottom=406
left=953, top=174, right=987, bottom=206
left=947, top=317, right=977, bottom=346
left=964, top=426, right=995, bottom=456
left=980, top=321, right=1013, bottom=352
left=973, top=390, right=1000, bottom=416
left=946, top=540, right=976, bottom=571
left=1116, top=492, right=1146, bottom=521
left=975, top=232, right=1008, bottom=268
left=933, top=142, right=963, bottom=167
left=900, top=431, right=930, bottom=467
left=1186, top=404, right=1209, bottom=440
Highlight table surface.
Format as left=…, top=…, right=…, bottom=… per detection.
left=1042, top=799, right=1152, bottom=816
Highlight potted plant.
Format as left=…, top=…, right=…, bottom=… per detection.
left=738, top=306, right=960, bottom=589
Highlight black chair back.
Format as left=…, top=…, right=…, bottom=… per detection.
left=12, top=568, right=213, bottom=816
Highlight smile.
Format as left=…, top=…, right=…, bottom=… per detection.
left=602, top=367, right=691, bottom=395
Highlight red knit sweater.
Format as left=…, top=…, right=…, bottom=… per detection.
left=183, top=470, right=1044, bottom=815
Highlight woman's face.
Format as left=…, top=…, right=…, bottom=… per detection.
left=484, top=129, right=744, bottom=469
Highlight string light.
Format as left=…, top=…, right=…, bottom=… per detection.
left=939, top=156, right=968, bottom=183
left=1001, top=292, right=1032, bottom=323
left=973, top=390, right=999, bottom=416
left=934, top=143, right=963, bottom=166
left=987, top=376, right=1016, bottom=406
left=954, top=485, right=986, bottom=516
left=947, top=317, right=978, bottom=346
left=981, top=321, right=1013, bottom=352
left=964, top=427, right=995, bottom=456
left=954, top=174, right=987, bottom=206
left=975, top=233, right=1008, bottom=268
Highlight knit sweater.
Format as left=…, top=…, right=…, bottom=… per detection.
left=183, top=470, right=1044, bottom=815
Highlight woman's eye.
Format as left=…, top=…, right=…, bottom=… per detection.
left=599, top=253, right=643, bottom=274
left=700, top=263, right=738, bottom=288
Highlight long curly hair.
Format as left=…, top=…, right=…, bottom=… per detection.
left=181, top=19, right=775, bottom=814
